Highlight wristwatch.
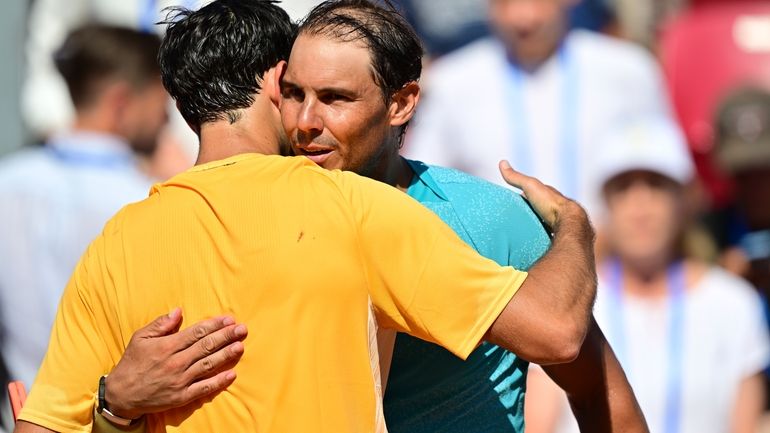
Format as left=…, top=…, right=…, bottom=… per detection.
left=97, top=375, right=136, bottom=427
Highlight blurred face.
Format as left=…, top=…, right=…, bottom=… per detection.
left=123, top=78, right=169, bottom=155
left=603, top=171, right=684, bottom=265
left=280, top=33, right=398, bottom=176
left=487, top=0, right=573, bottom=66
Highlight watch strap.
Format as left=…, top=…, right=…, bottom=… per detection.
left=97, top=375, right=136, bottom=427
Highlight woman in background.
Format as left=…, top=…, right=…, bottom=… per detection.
left=525, top=116, right=770, bottom=433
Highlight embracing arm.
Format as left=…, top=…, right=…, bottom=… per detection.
left=485, top=161, right=597, bottom=364
left=13, top=422, right=56, bottom=433
left=541, top=318, right=648, bottom=433
left=84, top=309, right=247, bottom=433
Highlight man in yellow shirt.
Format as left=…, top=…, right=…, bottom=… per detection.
left=15, top=1, right=597, bottom=433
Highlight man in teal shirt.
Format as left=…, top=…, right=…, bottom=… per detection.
left=387, top=159, right=549, bottom=431
left=94, top=1, right=645, bottom=432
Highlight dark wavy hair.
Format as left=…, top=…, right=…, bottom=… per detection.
left=298, top=0, right=423, bottom=144
left=158, top=0, right=296, bottom=131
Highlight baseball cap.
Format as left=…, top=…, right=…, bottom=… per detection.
left=592, top=115, right=696, bottom=191
left=715, top=87, right=770, bottom=174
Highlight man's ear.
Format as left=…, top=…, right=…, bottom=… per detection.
left=388, top=81, right=420, bottom=127
left=266, top=60, right=288, bottom=108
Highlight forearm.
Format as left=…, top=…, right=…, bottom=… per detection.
left=532, top=202, right=596, bottom=334
left=542, top=318, right=648, bottom=433
left=489, top=201, right=596, bottom=363
left=13, top=421, right=57, bottom=433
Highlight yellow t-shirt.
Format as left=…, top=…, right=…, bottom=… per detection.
left=20, top=154, right=526, bottom=433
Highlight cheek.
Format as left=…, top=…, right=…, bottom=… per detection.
left=280, top=102, right=298, bottom=130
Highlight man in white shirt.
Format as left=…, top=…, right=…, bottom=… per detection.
left=405, top=0, right=671, bottom=217
left=0, top=24, right=168, bottom=391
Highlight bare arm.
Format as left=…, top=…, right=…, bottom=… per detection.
left=543, top=318, right=647, bottom=432
left=485, top=161, right=597, bottom=364
left=731, top=373, right=766, bottom=433
left=13, top=421, right=56, bottom=433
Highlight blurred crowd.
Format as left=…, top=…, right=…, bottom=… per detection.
left=1, top=0, right=770, bottom=432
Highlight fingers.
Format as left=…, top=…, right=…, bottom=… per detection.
left=498, top=160, right=540, bottom=193
left=186, top=340, right=245, bottom=382
left=172, top=316, right=237, bottom=351
left=135, top=308, right=184, bottom=339
left=179, top=323, right=248, bottom=369
left=182, top=370, right=238, bottom=403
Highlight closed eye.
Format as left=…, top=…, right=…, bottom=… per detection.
left=319, top=93, right=353, bottom=104
left=281, top=85, right=304, bottom=102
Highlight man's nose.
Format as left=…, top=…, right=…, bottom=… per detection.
left=297, top=99, right=323, bottom=134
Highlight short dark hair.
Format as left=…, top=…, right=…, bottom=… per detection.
left=298, top=0, right=423, bottom=143
left=159, top=0, right=296, bottom=130
left=54, top=24, right=161, bottom=109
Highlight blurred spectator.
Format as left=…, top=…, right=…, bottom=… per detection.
left=22, top=0, right=316, bottom=142
left=404, top=0, right=671, bottom=217
left=0, top=24, right=166, bottom=390
left=391, top=0, right=614, bottom=58
left=22, top=0, right=208, bottom=178
left=526, top=115, right=770, bottom=433
left=716, top=88, right=770, bottom=301
left=658, top=1, right=770, bottom=215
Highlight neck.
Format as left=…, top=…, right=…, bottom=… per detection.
left=369, top=152, right=414, bottom=193
left=616, top=255, right=676, bottom=299
left=71, top=108, right=118, bottom=136
left=197, top=125, right=278, bottom=165
left=196, top=99, right=280, bottom=165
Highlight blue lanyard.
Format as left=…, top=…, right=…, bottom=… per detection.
left=140, top=0, right=198, bottom=32
left=505, top=41, right=580, bottom=199
left=607, top=259, right=686, bottom=433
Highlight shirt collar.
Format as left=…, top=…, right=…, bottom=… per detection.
left=47, top=130, right=134, bottom=159
left=406, top=159, right=449, bottom=201
left=45, top=130, right=137, bottom=168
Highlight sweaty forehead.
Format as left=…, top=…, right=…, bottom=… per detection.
left=285, top=34, right=374, bottom=86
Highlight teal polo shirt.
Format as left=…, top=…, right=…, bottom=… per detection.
left=383, top=160, right=551, bottom=433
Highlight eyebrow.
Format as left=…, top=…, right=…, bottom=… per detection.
left=282, top=77, right=358, bottom=99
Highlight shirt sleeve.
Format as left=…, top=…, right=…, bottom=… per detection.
left=18, top=220, right=125, bottom=433
left=333, top=170, right=527, bottom=360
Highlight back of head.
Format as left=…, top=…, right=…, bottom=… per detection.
left=159, top=0, right=296, bottom=132
left=299, top=0, right=423, bottom=103
left=55, top=24, right=161, bottom=110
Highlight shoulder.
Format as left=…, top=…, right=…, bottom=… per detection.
left=416, top=162, right=551, bottom=267
left=697, top=266, right=763, bottom=314
left=0, top=147, right=54, bottom=185
left=420, top=162, right=536, bottom=215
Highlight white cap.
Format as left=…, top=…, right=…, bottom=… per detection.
left=592, top=115, right=696, bottom=191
